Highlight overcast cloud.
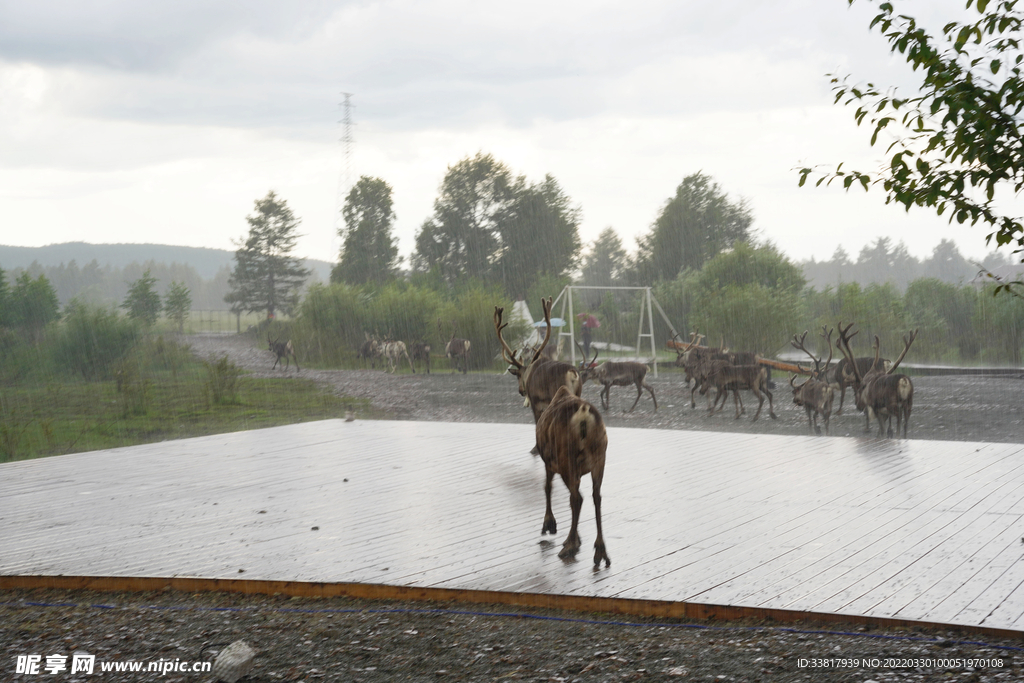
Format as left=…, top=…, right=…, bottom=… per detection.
left=0, top=0, right=1013, bottom=267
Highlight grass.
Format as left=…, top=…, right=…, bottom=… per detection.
left=0, top=360, right=384, bottom=463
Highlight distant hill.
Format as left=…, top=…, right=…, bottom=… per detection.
left=0, top=242, right=333, bottom=281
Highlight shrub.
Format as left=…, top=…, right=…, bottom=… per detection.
left=53, top=302, right=140, bottom=380
left=205, top=355, right=243, bottom=404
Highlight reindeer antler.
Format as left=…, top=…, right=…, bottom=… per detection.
left=836, top=322, right=863, bottom=383
left=493, top=306, right=522, bottom=370
left=886, top=329, right=918, bottom=374
left=529, top=297, right=554, bottom=365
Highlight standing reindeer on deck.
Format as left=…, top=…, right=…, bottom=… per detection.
left=790, top=327, right=835, bottom=435
left=536, top=385, right=611, bottom=567
left=836, top=323, right=918, bottom=438
left=439, top=320, right=471, bottom=374
left=495, top=298, right=583, bottom=454
left=268, top=336, right=299, bottom=371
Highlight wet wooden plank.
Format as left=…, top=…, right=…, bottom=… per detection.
left=3, top=420, right=1024, bottom=632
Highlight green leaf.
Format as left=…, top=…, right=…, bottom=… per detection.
left=992, top=59, right=1002, bottom=73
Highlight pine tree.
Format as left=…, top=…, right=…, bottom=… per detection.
left=226, top=191, right=310, bottom=319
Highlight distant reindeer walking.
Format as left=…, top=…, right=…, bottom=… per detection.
left=410, top=342, right=431, bottom=374
left=268, top=336, right=299, bottom=371
left=440, top=320, right=471, bottom=374
left=381, top=336, right=416, bottom=374
left=357, top=333, right=380, bottom=369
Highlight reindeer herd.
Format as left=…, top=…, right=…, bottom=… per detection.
left=262, top=296, right=923, bottom=569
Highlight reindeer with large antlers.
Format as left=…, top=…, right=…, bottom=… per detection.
left=577, top=344, right=657, bottom=413
left=836, top=323, right=918, bottom=438
left=790, top=327, right=835, bottom=435
left=495, top=297, right=583, bottom=427
left=439, top=320, right=471, bottom=374
left=536, top=385, right=611, bottom=567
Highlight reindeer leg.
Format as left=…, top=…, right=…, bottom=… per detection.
left=644, top=382, right=657, bottom=411
left=591, top=466, right=610, bottom=568
left=751, top=388, right=764, bottom=422
left=542, top=468, right=557, bottom=535
left=559, top=476, right=583, bottom=560
left=765, top=385, right=777, bottom=420
left=627, top=382, right=642, bottom=413
left=601, top=384, right=611, bottom=411
left=836, top=385, right=845, bottom=415
left=732, top=389, right=742, bottom=419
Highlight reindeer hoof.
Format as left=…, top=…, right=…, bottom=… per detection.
left=593, top=543, right=610, bottom=568
left=558, top=543, right=579, bottom=559
left=542, top=518, right=557, bottom=535
left=530, top=445, right=540, bottom=456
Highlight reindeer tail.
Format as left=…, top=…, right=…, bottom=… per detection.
left=898, top=376, right=912, bottom=401
left=570, top=402, right=596, bottom=440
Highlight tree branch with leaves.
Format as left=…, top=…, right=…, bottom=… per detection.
left=800, top=0, right=1024, bottom=292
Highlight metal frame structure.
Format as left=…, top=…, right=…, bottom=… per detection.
left=549, top=285, right=680, bottom=378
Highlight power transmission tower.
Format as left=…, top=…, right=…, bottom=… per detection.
left=333, top=93, right=356, bottom=252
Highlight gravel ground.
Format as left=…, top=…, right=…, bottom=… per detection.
left=6, top=334, right=1024, bottom=682
left=3, top=588, right=1021, bottom=682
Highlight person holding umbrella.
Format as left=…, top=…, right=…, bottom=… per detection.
left=577, top=313, right=600, bottom=358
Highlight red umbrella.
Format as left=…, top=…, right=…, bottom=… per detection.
left=576, top=313, right=601, bottom=328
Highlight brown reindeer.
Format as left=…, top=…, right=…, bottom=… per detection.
left=830, top=355, right=890, bottom=414
left=268, top=336, right=299, bottom=371
left=357, top=333, right=380, bottom=369
left=536, top=385, right=610, bottom=567
left=577, top=345, right=657, bottom=413
left=790, top=327, right=835, bottom=435
left=836, top=323, right=917, bottom=438
left=409, top=341, right=431, bottom=374
left=699, top=362, right=776, bottom=421
left=673, top=332, right=741, bottom=412
left=439, top=320, right=471, bottom=374
left=495, top=298, right=583, bottom=425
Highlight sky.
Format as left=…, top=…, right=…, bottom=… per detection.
left=0, top=0, right=1018, bottom=268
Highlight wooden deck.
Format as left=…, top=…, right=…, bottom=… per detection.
left=3, top=420, right=1024, bottom=634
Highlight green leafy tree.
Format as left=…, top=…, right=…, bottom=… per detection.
left=580, top=227, right=629, bottom=294
left=122, top=270, right=162, bottom=327
left=685, top=243, right=804, bottom=354
left=227, top=191, right=310, bottom=319
left=414, top=153, right=515, bottom=285
left=632, top=172, right=753, bottom=283
left=333, top=176, right=401, bottom=286
left=164, top=281, right=192, bottom=333
left=494, top=175, right=582, bottom=299
left=799, top=0, right=1024, bottom=291
left=10, top=272, right=60, bottom=340
left=922, top=239, right=975, bottom=283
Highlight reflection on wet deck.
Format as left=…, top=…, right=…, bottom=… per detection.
left=3, top=420, right=1024, bottom=632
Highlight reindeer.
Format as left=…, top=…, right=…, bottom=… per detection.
left=673, top=332, right=742, bottom=411
left=836, top=323, right=918, bottom=438
left=439, top=320, right=471, bottom=374
left=577, top=345, right=657, bottom=413
left=409, top=341, right=431, bottom=374
left=831, top=355, right=890, bottom=414
left=699, top=361, right=776, bottom=421
left=790, top=327, right=835, bottom=435
left=381, top=336, right=416, bottom=374
left=535, top=385, right=610, bottom=567
left=268, top=336, right=299, bottom=371
left=495, top=298, right=583, bottom=423
left=358, top=333, right=380, bottom=369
